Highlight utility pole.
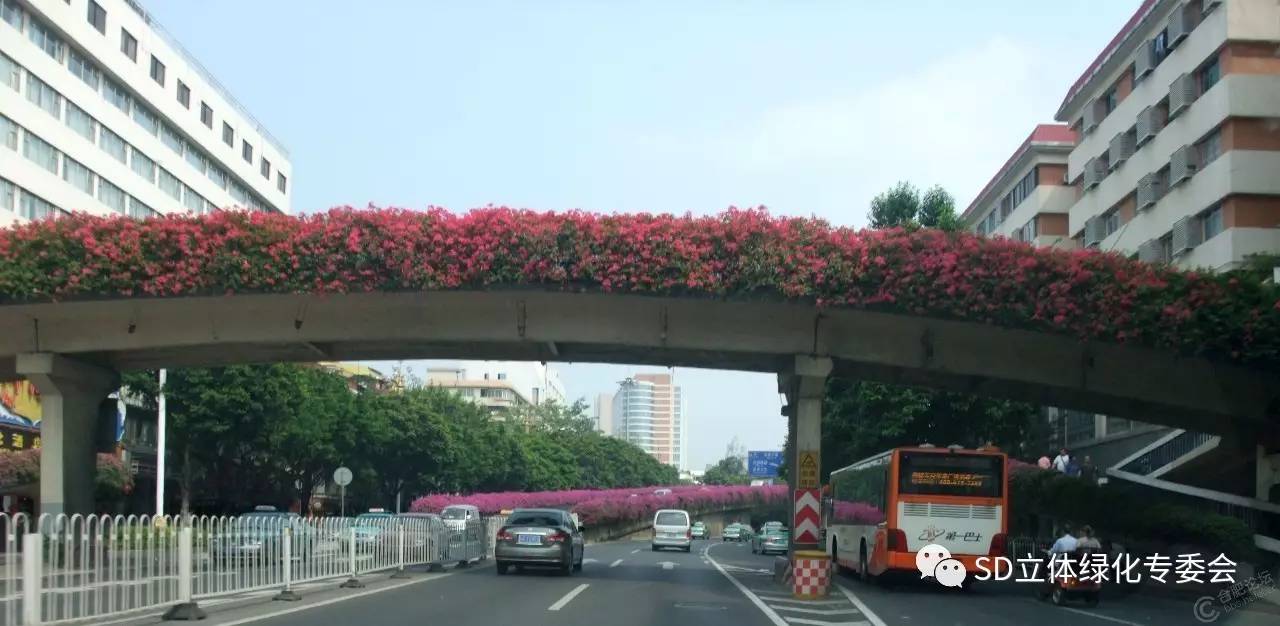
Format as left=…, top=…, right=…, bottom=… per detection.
left=155, top=369, right=167, bottom=518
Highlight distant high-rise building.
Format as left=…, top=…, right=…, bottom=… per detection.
left=612, top=373, right=686, bottom=470
left=593, top=392, right=614, bottom=434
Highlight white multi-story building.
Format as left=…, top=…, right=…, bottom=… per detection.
left=1057, top=0, right=1279, bottom=270
left=593, top=392, right=614, bottom=435
left=962, top=124, right=1078, bottom=246
left=1, top=0, right=291, bottom=227
left=612, top=373, right=686, bottom=470
left=423, top=361, right=567, bottom=418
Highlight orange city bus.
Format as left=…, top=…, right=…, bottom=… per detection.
left=824, top=444, right=1008, bottom=580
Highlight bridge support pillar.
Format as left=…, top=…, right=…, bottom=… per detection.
left=16, top=353, right=118, bottom=516
left=780, top=355, right=832, bottom=595
left=1257, top=445, right=1280, bottom=503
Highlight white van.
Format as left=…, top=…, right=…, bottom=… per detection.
left=441, top=504, right=479, bottom=531
left=651, top=509, right=692, bottom=552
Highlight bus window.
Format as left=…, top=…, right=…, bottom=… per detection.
left=830, top=461, right=887, bottom=524
left=898, top=452, right=1003, bottom=498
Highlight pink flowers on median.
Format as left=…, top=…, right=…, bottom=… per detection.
left=410, top=484, right=789, bottom=526
left=0, top=206, right=1276, bottom=365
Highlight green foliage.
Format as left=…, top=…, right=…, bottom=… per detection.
left=123, top=366, right=674, bottom=513
left=703, top=454, right=750, bottom=486
left=1010, top=468, right=1256, bottom=559
left=802, top=378, right=1046, bottom=480
left=868, top=181, right=961, bottom=232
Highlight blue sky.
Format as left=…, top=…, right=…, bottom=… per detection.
left=148, top=0, right=1139, bottom=470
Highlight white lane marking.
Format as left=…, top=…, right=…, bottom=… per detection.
left=760, top=598, right=850, bottom=606
left=773, top=605, right=862, bottom=615
left=631, top=549, right=640, bottom=554
left=548, top=583, right=590, bottom=611
left=609, top=559, right=624, bottom=568
left=705, top=542, right=787, bottom=626
left=658, top=561, right=678, bottom=570
left=214, top=574, right=450, bottom=626
left=582, top=558, right=599, bottom=564
left=783, top=617, right=869, bottom=626
left=1055, top=605, right=1144, bottom=626
left=835, top=585, right=889, bottom=626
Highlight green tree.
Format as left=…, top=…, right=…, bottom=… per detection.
left=356, top=387, right=466, bottom=508
left=867, top=181, right=961, bottom=232
left=702, top=454, right=749, bottom=486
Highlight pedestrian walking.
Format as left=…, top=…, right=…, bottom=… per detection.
left=1052, top=448, right=1071, bottom=473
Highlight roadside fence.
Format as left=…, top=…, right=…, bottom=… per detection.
left=0, top=512, right=495, bottom=625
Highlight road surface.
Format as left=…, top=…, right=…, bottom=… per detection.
left=113, top=539, right=1278, bottom=626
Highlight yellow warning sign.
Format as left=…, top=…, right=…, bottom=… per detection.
left=798, top=450, right=819, bottom=488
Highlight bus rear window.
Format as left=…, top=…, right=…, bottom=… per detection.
left=898, top=453, right=1002, bottom=498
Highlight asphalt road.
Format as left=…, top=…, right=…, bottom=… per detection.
left=118, top=539, right=1278, bottom=626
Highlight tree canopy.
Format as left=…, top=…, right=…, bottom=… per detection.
left=122, top=365, right=677, bottom=514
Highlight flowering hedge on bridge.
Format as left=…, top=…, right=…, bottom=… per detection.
left=410, top=484, right=788, bottom=526
left=1, top=207, right=1277, bottom=364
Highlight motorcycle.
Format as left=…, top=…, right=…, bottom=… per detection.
left=1036, top=549, right=1101, bottom=607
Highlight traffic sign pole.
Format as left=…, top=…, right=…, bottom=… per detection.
left=333, top=467, right=353, bottom=517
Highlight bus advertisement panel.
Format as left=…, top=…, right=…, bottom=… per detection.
left=825, top=446, right=1008, bottom=580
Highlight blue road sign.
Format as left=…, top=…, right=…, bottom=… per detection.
left=747, top=451, right=784, bottom=478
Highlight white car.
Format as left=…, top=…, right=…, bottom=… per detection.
left=651, top=509, right=691, bottom=552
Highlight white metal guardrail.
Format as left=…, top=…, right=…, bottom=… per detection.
left=0, top=513, right=492, bottom=625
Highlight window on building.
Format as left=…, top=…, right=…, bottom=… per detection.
left=62, top=156, right=94, bottom=195
left=1064, top=410, right=1097, bottom=446
left=207, top=163, right=227, bottom=189
left=222, top=122, right=234, bottom=147
left=182, top=184, right=203, bottom=213
left=1102, top=209, right=1120, bottom=237
left=1153, top=29, right=1169, bottom=62
left=104, top=78, right=131, bottom=114
left=65, top=103, right=96, bottom=142
left=128, top=196, right=155, bottom=219
left=160, top=123, right=183, bottom=154
left=25, top=73, right=62, bottom=119
left=87, top=1, right=106, bottom=34
left=1199, top=56, right=1221, bottom=94
left=242, top=140, right=253, bottom=163
left=98, top=178, right=126, bottom=213
left=0, top=178, right=13, bottom=212
left=158, top=167, right=181, bottom=200
left=120, top=28, right=137, bottom=62
left=20, top=189, right=62, bottom=220
left=28, top=19, right=65, bottom=61
left=1196, top=127, right=1222, bottom=166
left=277, top=173, right=287, bottom=194
left=177, top=81, right=190, bottom=108
left=68, top=51, right=101, bottom=92
left=2, top=0, right=22, bottom=31
left=260, top=158, right=270, bottom=179
left=150, top=56, right=166, bottom=86
left=185, top=145, right=205, bottom=174
left=1, top=114, right=19, bottom=150
left=1102, top=86, right=1118, bottom=114
left=1105, top=416, right=1132, bottom=436
left=1155, top=165, right=1172, bottom=199
left=23, top=132, right=59, bottom=174
left=1202, top=204, right=1224, bottom=240
left=230, top=182, right=248, bottom=204
left=130, top=148, right=155, bottom=182
left=99, top=126, right=127, bottom=164
left=0, top=52, right=16, bottom=91
left=132, top=103, right=159, bottom=135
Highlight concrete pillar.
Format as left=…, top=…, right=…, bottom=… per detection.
left=16, top=353, right=118, bottom=516
left=1257, top=445, right=1280, bottom=503
left=781, top=355, right=832, bottom=552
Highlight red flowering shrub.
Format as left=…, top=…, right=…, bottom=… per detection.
left=1, top=207, right=1276, bottom=365
left=0, top=449, right=134, bottom=498
left=410, top=484, right=788, bottom=526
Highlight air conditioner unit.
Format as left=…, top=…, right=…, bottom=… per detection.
left=1134, top=41, right=1157, bottom=79
left=1137, top=239, right=1163, bottom=263
left=1082, top=99, right=1104, bottom=133
left=1083, top=216, right=1105, bottom=247
left=1082, top=157, right=1103, bottom=189
left=1136, top=173, right=1159, bottom=210
left=1136, top=106, right=1162, bottom=146
left=1170, top=145, right=1197, bottom=185
left=1109, top=131, right=1136, bottom=169
left=1169, top=73, right=1196, bottom=118
left=1168, top=3, right=1191, bottom=47
left=1171, top=215, right=1204, bottom=255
